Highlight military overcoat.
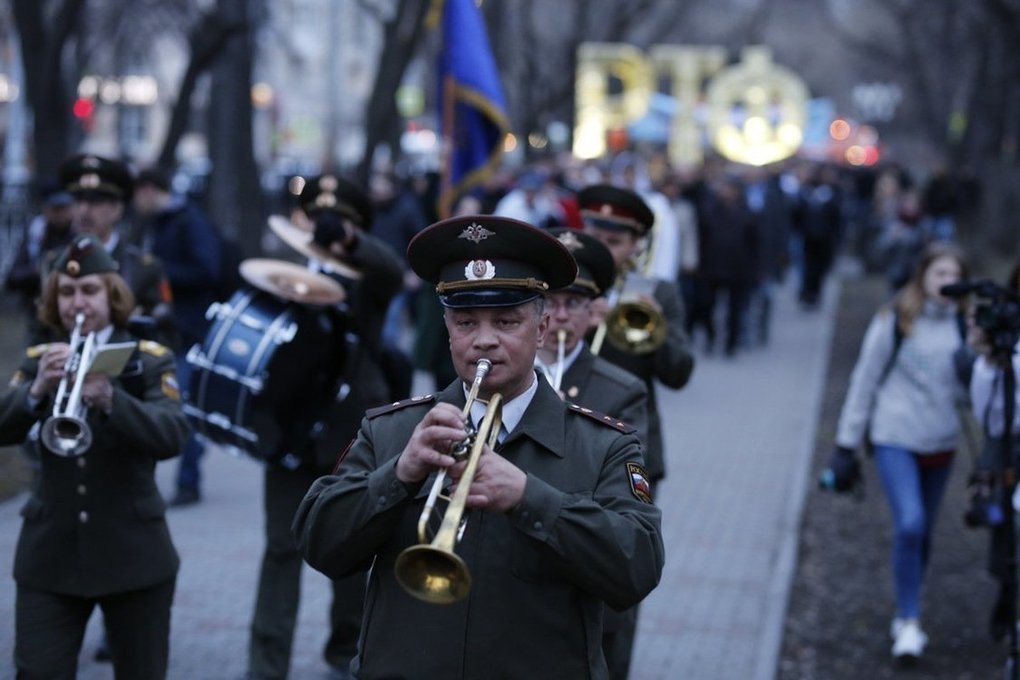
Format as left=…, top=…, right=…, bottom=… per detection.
left=294, top=375, right=664, bottom=680
left=0, top=329, right=189, bottom=597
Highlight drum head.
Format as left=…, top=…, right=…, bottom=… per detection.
left=239, top=258, right=345, bottom=306
left=268, top=214, right=362, bottom=280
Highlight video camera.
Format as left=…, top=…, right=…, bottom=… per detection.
left=940, top=279, right=1020, bottom=353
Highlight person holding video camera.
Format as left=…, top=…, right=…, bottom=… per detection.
left=824, top=241, right=971, bottom=662
left=966, top=259, right=1020, bottom=641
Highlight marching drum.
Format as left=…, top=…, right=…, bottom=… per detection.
left=183, top=259, right=347, bottom=462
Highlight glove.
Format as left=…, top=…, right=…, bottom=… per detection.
left=819, top=446, right=861, bottom=493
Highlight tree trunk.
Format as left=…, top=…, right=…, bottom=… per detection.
left=206, top=0, right=261, bottom=255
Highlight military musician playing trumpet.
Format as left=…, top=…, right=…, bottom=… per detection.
left=0, top=235, right=189, bottom=679
left=536, top=228, right=652, bottom=679
left=578, top=184, right=695, bottom=487
left=294, top=215, right=664, bottom=679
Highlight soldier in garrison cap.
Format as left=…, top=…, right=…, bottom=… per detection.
left=247, top=173, right=405, bottom=680
left=0, top=234, right=189, bottom=678
left=56, top=154, right=174, bottom=341
left=294, top=215, right=664, bottom=680
left=536, top=228, right=652, bottom=680
left=578, top=184, right=695, bottom=489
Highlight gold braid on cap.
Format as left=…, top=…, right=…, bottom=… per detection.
left=580, top=208, right=644, bottom=232
left=436, top=277, right=549, bottom=294
left=571, top=277, right=600, bottom=295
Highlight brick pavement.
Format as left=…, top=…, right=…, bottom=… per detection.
left=0, top=274, right=837, bottom=680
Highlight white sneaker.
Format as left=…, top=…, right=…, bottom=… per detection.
left=891, top=620, right=927, bottom=661
left=889, top=617, right=905, bottom=639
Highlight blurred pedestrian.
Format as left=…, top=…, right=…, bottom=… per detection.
left=827, top=242, right=971, bottom=662
left=134, top=167, right=223, bottom=507
left=5, top=181, right=75, bottom=339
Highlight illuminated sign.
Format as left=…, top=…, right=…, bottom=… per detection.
left=574, top=44, right=809, bottom=166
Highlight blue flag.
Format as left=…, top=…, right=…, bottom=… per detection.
left=436, top=0, right=509, bottom=218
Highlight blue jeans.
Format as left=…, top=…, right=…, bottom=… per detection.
left=873, top=445, right=954, bottom=619
left=175, top=355, right=204, bottom=492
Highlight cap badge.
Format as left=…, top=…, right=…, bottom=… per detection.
left=80, top=173, right=101, bottom=189
left=599, top=204, right=613, bottom=216
left=459, top=223, right=494, bottom=244
left=66, top=260, right=80, bottom=275
left=82, top=156, right=101, bottom=168
left=557, top=231, right=583, bottom=251
left=320, top=175, right=338, bottom=191
left=315, top=192, right=337, bottom=208
left=465, top=259, right=496, bottom=280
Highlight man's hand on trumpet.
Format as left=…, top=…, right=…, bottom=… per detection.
left=448, top=448, right=526, bottom=512
left=395, top=402, right=469, bottom=484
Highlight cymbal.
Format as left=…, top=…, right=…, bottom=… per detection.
left=268, top=214, right=362, bottom=281
left=239, top=258, right=345, bottom=306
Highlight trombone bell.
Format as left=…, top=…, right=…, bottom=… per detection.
left=605, top=299, right=667, bottom=354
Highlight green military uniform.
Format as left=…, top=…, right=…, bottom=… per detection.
left=295, top=376, right=663, bottom=679
left=546, top=227, right=652, bottom=680
left=294, top=214, right=665, bottom=680
left=0, top=238, right=190, bottom=678
left=576, top=185, right=695, bottom=483
left=251, top=175, right=404, bottom=679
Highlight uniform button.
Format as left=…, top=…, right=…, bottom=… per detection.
left=77, top=484, right=86, bottom=495
left=520, top=510, right=530, bottom=519
left=378, top=496, right=387, bottom=505
left=533, top=521, right=542, bottom=530
left=79, top=511, right=89, bottom=523
left=76, top=458, right=86, bottom=468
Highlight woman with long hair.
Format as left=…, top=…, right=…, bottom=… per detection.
left=830, top=241, right=970, bottom=662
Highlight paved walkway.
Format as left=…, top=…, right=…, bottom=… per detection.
left=0, top=274, right=838, bottom=680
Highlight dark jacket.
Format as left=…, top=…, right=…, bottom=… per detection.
left=294, top=376, right=664, bottom=680
left=561, top=347, right=650, bottom=453
left=0, top=330, right=190, bottom=597
left=597, top=279, right=694, bottom=480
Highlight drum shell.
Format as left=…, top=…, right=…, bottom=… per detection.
left=185, top=287, right=346, bottom=460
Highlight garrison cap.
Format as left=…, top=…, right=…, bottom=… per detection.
left=407, top=215, right=577, bottom=309
left=577, top=184, right=654, bottom=236
left=51, top=235, right=119, bottom=278
left=58, top=153, right=134, bottom=202
left=299, top=174, right=374, bottom=227
left=548, top=228, right=615, bottom=297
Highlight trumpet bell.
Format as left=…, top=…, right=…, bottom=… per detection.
left=40, top=416, right=92, bottom=457
left=605, top=300, right=667, bottom=354
left=394, top=544, right=472, bottom=604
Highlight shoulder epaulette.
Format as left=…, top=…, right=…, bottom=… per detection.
left=139, top=340, right=169, bottom=357
left=567, top=403, right=637, bottom=434
left=366, top=394, right=435, bottom=419
left=26, top=343, right=51, bottom=359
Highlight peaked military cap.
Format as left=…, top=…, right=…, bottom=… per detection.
left=548, top=228, right=616, bottom=297
left=52, top=235, right=119, bottom=277
left=299, top=174, right=374, bottom=227
left=576, top=184, right=654, bottom=236
left=58, top=153, right=134, bottom=202
left=407, top=215, right=578, bottom=308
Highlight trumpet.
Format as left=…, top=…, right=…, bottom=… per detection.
left=591, top=272, right=666, bottom=355
left=394, top=358, right=503, bottom=604
left=552, top=329, right=567, bottom=392
left=40, top=313, right=97, bottom=457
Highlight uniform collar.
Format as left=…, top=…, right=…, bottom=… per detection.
left=441, top=370, right=565, bottom=457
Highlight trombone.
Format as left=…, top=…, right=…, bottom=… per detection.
left=394, top=359, right=503, bottom=604
left=41, top=313, right=97, bottom=457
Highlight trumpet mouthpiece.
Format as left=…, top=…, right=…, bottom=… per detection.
left=475, top=358, right=492, bottom=378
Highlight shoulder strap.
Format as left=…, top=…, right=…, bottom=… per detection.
left=877, top=309, right=904, bottom=388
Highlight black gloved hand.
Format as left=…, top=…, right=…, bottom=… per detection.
left=312, top=211, right=352, bottom=250
left=819, top=446, right=861, bottom=493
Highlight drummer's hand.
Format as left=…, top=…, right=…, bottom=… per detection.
left=81, top=374, right=114, bottom=414
left=29, top=344, right=71, bottom=401
left=588, top=297, right=610, bottom=330
left=449, top=446, right=526, bottom=512
left=396, top=402, right=468, bottom=484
